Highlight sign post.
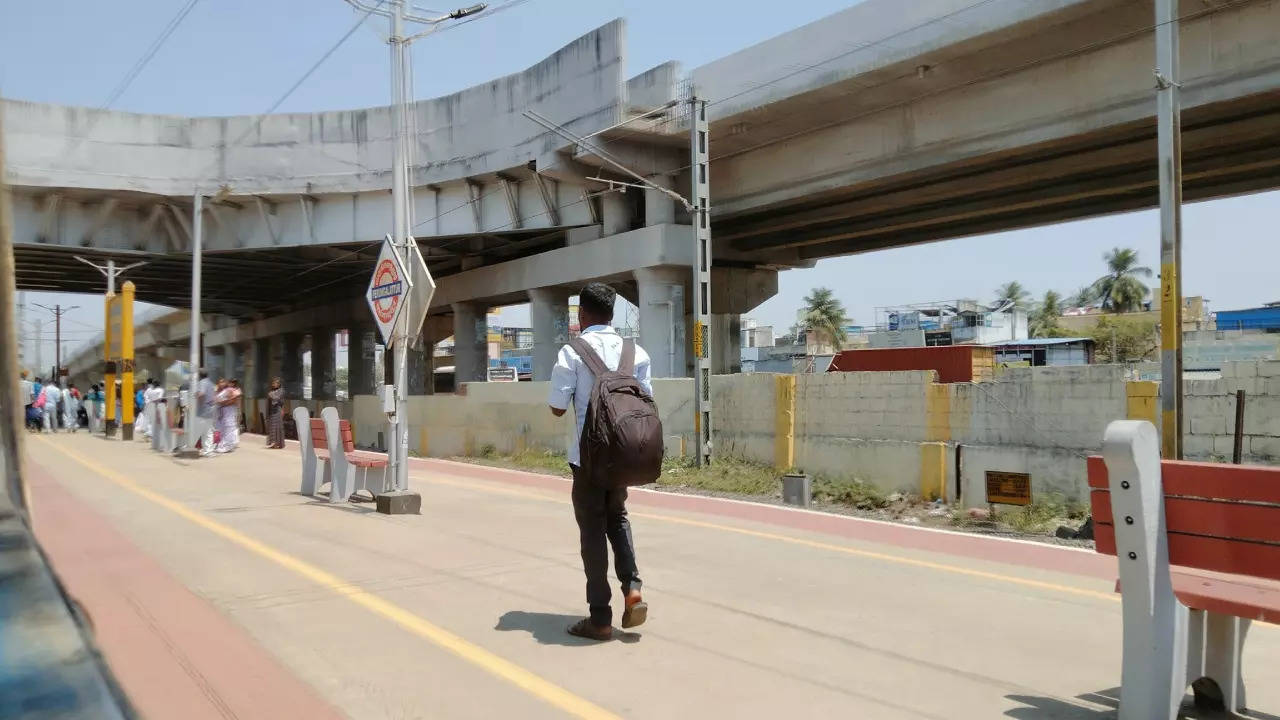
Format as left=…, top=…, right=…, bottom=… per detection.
left=365, top=233, right=434, bottom=513
left=104, top=292, right=117, bottom=437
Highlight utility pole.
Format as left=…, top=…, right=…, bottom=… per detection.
left=33, top=303, right=80, bottom=385
left=17, top=291, right=25, bottom=371
left=690, top=97, right=713, bottom=467
left=522, top=98, right=712, bottom=464
left=1155, top=0, right=1184, bottom=459
left=345, top=0, right=487, bottom=507
left=75, top=256, right=147, bottom=297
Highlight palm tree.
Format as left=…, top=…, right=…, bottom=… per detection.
left=1030, top=290, right=1065, bottom=338
left=1092, top=247, right=1152, bottom=313
left=802, top=287, right=848, bottom=351
left=1067, top=285, right=1098, bottom=310
left=993, top=281, right=1032, bottom=311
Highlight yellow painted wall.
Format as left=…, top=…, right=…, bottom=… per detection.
left=1126, top=381, right=1159, bottom=426
left=773, top=374, right=796, bottom=470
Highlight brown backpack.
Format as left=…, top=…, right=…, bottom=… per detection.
left=569, top=336, right=664, bottom=488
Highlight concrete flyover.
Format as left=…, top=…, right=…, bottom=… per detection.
left=16, top=0, right=1280, bottom=395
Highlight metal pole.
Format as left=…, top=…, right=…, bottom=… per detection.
left=186, top=191, right=203, bottom=453
left=390, top=0, right=410, bottom=492
left=107, top=259, right=115, bottom=295
left=1156, top=0, right=1184, bottom=459
left=54, top=305, right=61, bottom=382
left=690, top=97, right=712, bottom=466
left=1232, top=389, right=1246, bottom=464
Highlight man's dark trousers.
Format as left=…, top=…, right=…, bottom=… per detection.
left=571, top=464, right=641, bottom=627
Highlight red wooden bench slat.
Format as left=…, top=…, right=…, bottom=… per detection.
left=1168, top=532, right=1280, bottom=583
left=1095, top=522, right=1116, bottom=555
left=1168, top=569, right=1280, bottom=624
left=1094, top=522, right=1280, bottom=582
left=1086, top=455, right=1107, bottom=489
left=1086, top=455, right=1280, bottom=504
left=1090, top=489, right=1113, bottom=525
left=1165, top=496, right=1280, bottom=545
left=309, top=419, right=328, bottom=449
left=1091, top=490, right=1280, bottom=545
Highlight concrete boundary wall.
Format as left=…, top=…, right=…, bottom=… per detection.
left=292, top=360, right=1280, bottom=504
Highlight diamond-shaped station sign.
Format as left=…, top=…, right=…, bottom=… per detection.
left=366, top=234, right=411, bottom=346
left=402, top=236, right=435, bottom=339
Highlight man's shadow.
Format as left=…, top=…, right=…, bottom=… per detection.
left=495, top=611, right=641, bottom=646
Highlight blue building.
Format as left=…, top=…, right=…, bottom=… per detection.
left=1216, top=304, right=1280, bottom=332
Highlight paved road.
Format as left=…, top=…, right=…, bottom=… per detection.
left=24, top=432, right=1280, bottom=719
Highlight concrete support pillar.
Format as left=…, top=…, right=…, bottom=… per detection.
left=311, top=329, right=336, bottom=401
left=347, top=326, right=377, bottom=397
left=529, top=287, right=570, bottom=381
left=229, top=343, right=247, bottom=382
left=249, top=338, right=270, bottom=396
left=452, top=302, right=489, bottom=386
left=407, top=339, right=428, bottom=395
left=711, top=314, right=742, bottom=375
left=645, top=174, right=677, bottom=226
left=634, top=266, right=688, bottom=378
left=206, top=346, right=228, bottom=380
left=280, top=332, right=305, bottom=399
left=601, top=191, right=629, bottom=236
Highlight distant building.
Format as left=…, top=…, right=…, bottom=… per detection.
left=987, top=337, right=1095, bottom=367
left=1215, top=302, right=1280, bottom=332
left=1058, top=295, right=1210, bottom=334
left=866, top=299, right=1028, bottom=348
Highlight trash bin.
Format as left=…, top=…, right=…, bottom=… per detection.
left=781, top=472, right=811, bottom=507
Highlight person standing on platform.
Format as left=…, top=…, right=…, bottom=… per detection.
left=266, top=377, right=285, bottom=449
left=62, top=383, right=80, bottom=432
left=136, top=379, right=153, bottom=438
left=41, top=382, right=62, bottom=433
left=195, top=371, right=217, bottom=457
left=86, top=384, right=105, bottom=434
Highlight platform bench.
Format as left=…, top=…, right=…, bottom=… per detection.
left=294, top=406, right=389, bottom=503
left=1089, top=420, right=1280, bottom=719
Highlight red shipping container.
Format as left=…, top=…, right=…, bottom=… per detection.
left=827, top=346, right=994, bottom=383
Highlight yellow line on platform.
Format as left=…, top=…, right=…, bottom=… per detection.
left=421, top=473, right=1120, bottom=604
left=36, top=437, right=620, bottom=720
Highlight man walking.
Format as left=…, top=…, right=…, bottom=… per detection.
left=548, top=282, right=652, bottom=641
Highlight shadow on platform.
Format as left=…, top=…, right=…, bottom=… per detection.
left=1005, top=687, right=1279, bottom=719
left=495, top=610, right=641, bottom=646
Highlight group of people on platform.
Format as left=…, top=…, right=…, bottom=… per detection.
left=20, top=367, right=290, bottom=457
left=20, top=370, right=106, bottom=433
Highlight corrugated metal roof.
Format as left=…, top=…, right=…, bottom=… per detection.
left=983, top=337, right=1092, bottom=347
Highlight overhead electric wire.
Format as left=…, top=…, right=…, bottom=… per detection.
left=100, top=0, right=203, bottom=111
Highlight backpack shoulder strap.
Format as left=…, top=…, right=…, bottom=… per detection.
left=619, top=339, right=636, bottom=376
left=568, top=336, right=609, bottom=377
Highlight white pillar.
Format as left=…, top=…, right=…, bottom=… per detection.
left=529, top=287, right=570, bottom=382
left=634, top=267, right=687, bottom=378
left=645, top=174, right=677, bottom=226
left=601, top=191, right=629, bottom=236
left=711, top=314, right=742, bottom=375
left=452, top=302, right=488, bottom=386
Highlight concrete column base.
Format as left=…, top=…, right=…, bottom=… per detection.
left=375, top=490, right=421, bottom=515
left=634, top=266, right=688, bottom=378
left=529, top=287, right=570, bottom=382
left=452, top=302, right=489, bottom=386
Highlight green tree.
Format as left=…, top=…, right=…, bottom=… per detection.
left=802, top=287, right=848, bottom=351
left=994, top=281, right=1032, bottom=311
left=1030, top=290, right=1071, bottom=338
left=1067, top=285, right=1098, bottom=310
left=1091, top=316, right=1158, bottom=363
left=1092, top=247, right=1152, bottom=313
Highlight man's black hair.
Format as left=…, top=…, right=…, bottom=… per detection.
left=579, top=282, right=616, bottom=322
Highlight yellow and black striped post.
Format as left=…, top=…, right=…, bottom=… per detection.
left=104, top=291, right=117, bottom=437
left=120, top=281, right=136, bottom=440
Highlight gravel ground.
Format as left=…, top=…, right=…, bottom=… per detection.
left=450, top=455, right=1096, bottom=550
left=652, top=482, right=1096, bottom=549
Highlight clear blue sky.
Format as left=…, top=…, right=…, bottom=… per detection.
left=5, top=0, right=1279, bottom=369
